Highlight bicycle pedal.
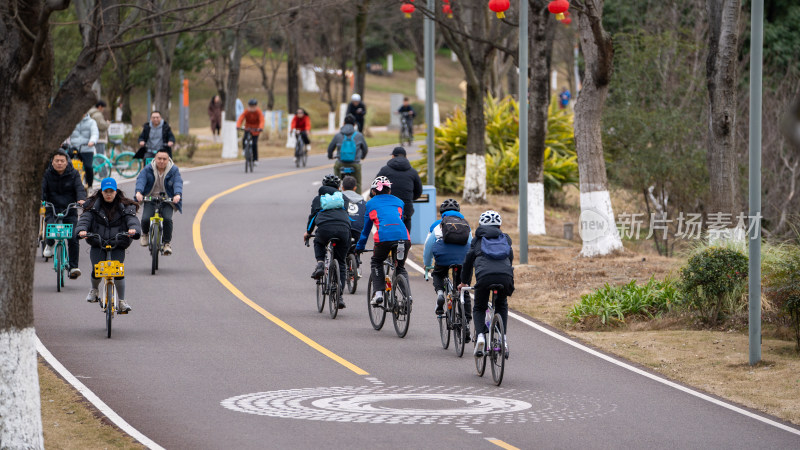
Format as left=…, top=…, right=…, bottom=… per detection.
left=118, top=310, right=129, bottom=315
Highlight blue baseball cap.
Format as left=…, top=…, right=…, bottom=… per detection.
left=100, top=177, right=117, bottom=191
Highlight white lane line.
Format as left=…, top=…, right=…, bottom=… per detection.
left=403, top=257, right=800, bottom=436
left=35, top=336, right=165, bottom=449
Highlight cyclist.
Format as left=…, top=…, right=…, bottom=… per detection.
left=341, top=175, right=366, bottom=262
left=136, top=110, right=176, bottom=160
left=328, top=114, right=368, bottom=191
left=290, top=108, right=311, bottom=152
left=236, top=99, right=265, bottom=165
left=423, top=199, right=472, bottom=337
left=69, top=111, right=99, bottom=189
left=76, top=177, right=141, bottom=313
left=458, top=210, right=514, bottom=357
left=134, top=148, right=183, bottom=255
left=397, top=97, right=415, bottom=139
left=304, top=174, right=350, bottom=309
left=345, top=93, right=367, bottom=132
left=355, top=176, right=411, bottom=306
left=41, top=149, right=87, bottom=278
left=375, top=147, right=422, bottom=232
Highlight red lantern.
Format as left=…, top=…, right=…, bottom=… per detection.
left=401, top=1, right=415, bottom=18
left=561, top=10, right=571, bottom=25
left=548, top=0, right=569, bottom=21
left=443, top=4, right=453, bottom=18
left=488, top=0, right=510, bottom=19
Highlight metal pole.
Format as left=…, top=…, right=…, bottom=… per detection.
left=748, top=0, right=764, bottom=366
left=518, top=0, right=529, bottom=264
left=424, top=0, right=435, bottom=185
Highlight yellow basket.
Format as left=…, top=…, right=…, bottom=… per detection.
left=72, top=159, right=84, bottom=171
left=94, top=260, right=124, bottom=278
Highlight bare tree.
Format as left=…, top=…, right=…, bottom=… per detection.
left=572, top=0, right=624, bottom=256
left=224, top=2, right=251, bottom=121
left=353, top=0, right=371, bottom=96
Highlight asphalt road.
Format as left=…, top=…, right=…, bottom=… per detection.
left=33, top=145, right=800, bottom=449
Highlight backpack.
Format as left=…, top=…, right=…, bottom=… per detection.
left=440, top=215, right=470, bottom=245
left=320, top=191, right=345, bottom=210
left=339, top=132, right=358, bottom=163
left=481, top=235, right=511, bottom=260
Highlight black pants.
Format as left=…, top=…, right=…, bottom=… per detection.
left=141, top=201, right=175, bottom=243
left=243, top=134, right=260, bottom=161
left=472, top=274, right=513, bottom=335
left=89, top=247, right=126, bottom=298
left=432, top=265, right=471, bottom=320
left=355, top=119, right=364, bottom=133
left=297, top=130, right=310, bottom=145
left=371, top=240, right=410, bottom=292
left=45, top=212, right=79, bottom=269
left=402, top=203, right=414, bottom=233
left=314, top=226, right=350, bottom=289
left=80, top=152, right=94, bottom=188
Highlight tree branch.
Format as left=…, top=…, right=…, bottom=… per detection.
left=17, top=0, right=71, bottom=91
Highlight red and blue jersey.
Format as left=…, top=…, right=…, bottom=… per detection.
left=355, top=194, right=409, bottom=250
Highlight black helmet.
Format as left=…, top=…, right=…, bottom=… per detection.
left=322, top=174, right=341, bottom=188
left=440, top=198, right=460, bottom=213
left=248, top=98, right=258, bottom=106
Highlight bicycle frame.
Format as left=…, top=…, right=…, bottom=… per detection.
left=43, top=202, right=79, bottom=290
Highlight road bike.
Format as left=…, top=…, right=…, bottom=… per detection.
left=240, top=128, right=259, bottom=173
left=462, top=285, right=507, bottom=386
left=143, top=194, right=174, bottom=275
left=42, top=202, right=80, bottom=292
left=82, top=232, right=130, bottom=338
left=427, top=265, right=468, bottom=357
left=399, top=112, right=414, bottom=147
left=364, top=243, right=413, bottom=338
left=294, top=129, right=308, bottom=168
left=306, top=235, right=342, bottom=319
left=92, top=139, right=141, bottom=180
left=345, top=239, right=361, bottom=295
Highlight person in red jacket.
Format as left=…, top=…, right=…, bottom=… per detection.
left=236, top=99, right=265, bottom=164
left=290, top=108, right=311, bottom=151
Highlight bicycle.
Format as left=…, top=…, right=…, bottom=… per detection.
left=42, top=202, right=80, bottom=292
left=81, top=232, right=130, bottom=339
left=239, top=128, right=259, bottom=173
left=38, top=202, right=48, bottom=261
left=305, top=235, right=342, bottom=319
left=399, top=112, right=414, bottom=147
left=92, top=139, right=141, bottom=180
left=426, top=265, right=467, bottom=357
left=143, top=193, right=175, bottom=275
left=293, top=129, right=308, bottom=168
left=462, top=285, right=507, bottom=386
left=345, top=239, right=361, bottom=295
left=364, top=243, right=413, bottom=338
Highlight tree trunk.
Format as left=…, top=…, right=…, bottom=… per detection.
left=287, top=37, right=299, bottom=114
left=225, top=27, right=243, bottom=121
left=527, top=0, right=556, bottom=235
left=153, top=61, right=173, bottom=119
left=706, top=0, right=742, bottom=238
left=575, top=0, right=624, bottom=256
left=353, top=0, right=370, bottom=96
left=463, top=79, right=488, bottom=203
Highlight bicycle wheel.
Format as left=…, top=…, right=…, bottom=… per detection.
left=392, top=275, right=411, bottom=338
left=245, top=145, right=253, bottom=173
left=114, top=153, right=142, bottom=178
left=489, top=314, right=506, bottom=386
left=150, top=224, right=160, bottom=275
left=454, top=298, right=466, bottom=358
left=105, top=282, right=114, bottom=339
left=366, top=276, right=386, bottom=330
left=93, top=155, right=112, bottom=181
left=295, top=143, right=302, bottom=168
left=346, top=254, right=358, bottom=294
left=55, top=243, right=63, bottom=292
left=438, top=313, right=450, bottom=349
left=302, top=148, right=308, bottom=167
left=316, top=278, right=325, bottom=313
left=328, top=260, right=340, bottom=319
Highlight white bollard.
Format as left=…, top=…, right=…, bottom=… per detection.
left=416, top=77, right=426, bottom=102
left=328, top=111, right=336, bottom=133
left=286, top=114, right=296, bottom=148
left=339, top=103, right=348, bottom=127
left=387, top=54, right=394, bottom=74
left=221, top=120, right=239, bottom=159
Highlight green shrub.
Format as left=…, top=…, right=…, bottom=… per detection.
left=763, top=245, right=800, bottom=350
left=414, top=95, right=578, bottom=198
left=568, top=276, right=679, bottom=325
left=174, top=134, right=198, bottom=159
left=679, top=247, right=749, bottom=325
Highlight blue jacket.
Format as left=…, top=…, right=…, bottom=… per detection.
left=135, top=163, right=184, bottom=212
left=423, top=211, right=472, bottom=267
left=356, top=194, right=408, bottom=250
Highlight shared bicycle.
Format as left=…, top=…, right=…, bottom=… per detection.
left=42, top=202, right=80, bottom=292
left=306, top=235, right=343, bottom=319
left=82, top=232, right=130, bottom=338
left=364, top=243, right=413, bottom=338
left=462, top=285, right=508, bottom=386
left=427, top=265, right=468, bottom=357
left=92, top=139, right=142, bottom=180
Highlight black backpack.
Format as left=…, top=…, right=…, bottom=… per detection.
left=440, top=215, right=470, bottom=245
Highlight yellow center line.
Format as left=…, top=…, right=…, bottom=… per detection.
left=485, top=438, right=520, bottom=450
left=192, top=164, right=369, bottom=376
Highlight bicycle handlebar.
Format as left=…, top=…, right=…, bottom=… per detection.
left=143, top=195, right=176, bottom=205
left=80, top=232, right=135, bottom=248
left=42, top=202, right=81, bottom=216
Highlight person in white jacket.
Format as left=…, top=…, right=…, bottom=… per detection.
left=69, top=113, right=99, bottom=189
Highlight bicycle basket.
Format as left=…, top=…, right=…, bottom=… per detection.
left=94, top=260, right=125, bottom=278
left=45, top=223, right=73, bottom=239
left=72, top=159, right=84, bottom=171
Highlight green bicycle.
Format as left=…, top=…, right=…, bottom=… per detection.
left=92, top=139, right=142, bottom=181
left=42, top=202, right=80, bottom=292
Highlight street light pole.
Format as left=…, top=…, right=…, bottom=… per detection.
left=748, top=0, right=764, bottom=366
left=424, top=0, right=436, bottom=184
left=518, top=0, right=529, bottom=264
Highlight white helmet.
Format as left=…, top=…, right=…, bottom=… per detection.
left=351, top=93, right=361, bottom=102
left=371, top=176, right=392, bottom=191
left=479, top=210, right=502, bottom=226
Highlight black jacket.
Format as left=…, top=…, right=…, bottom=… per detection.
left=461, top=225, right=514, bottom=288
left=135, top=121, right=176, bottom=159
left=306, top=185, right=351, bottom=234
left=376, top=156, right=423, bottom=216
left=76, top=199, right=142, bottom=249
left=346, top=102, right=367, bottom=124
left=41, top=164, right=86, bottom=215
